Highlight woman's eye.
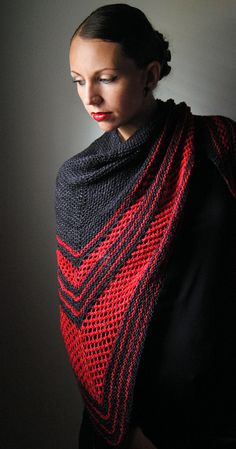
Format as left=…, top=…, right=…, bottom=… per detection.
left=73, top=79, right=85, bottom=86
left=100, top=76, right=117, bottom=84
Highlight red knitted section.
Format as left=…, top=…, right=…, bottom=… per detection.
left=57, top=99, right=231, bottom=445
left=57, top=115, right=195, bottom=446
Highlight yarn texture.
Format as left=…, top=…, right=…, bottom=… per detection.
left=55, top=99, right=235, bottom=446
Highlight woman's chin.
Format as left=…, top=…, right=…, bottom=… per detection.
left=96, top=121, right=117, bottom=133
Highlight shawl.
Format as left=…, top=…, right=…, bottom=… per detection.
left=55, top=99, right=235, bottom=446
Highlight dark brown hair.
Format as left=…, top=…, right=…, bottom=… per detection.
left=71, top=3, right=171, bottom=80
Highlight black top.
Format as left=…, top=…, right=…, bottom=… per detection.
left=79, top=137, right=236, bottom=448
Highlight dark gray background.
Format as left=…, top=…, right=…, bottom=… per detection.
left=1, top=1, right=236, bottom=448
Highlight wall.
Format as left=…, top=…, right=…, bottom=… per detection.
left=1, top=1, right=235, bottom=448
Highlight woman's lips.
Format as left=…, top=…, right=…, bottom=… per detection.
left=91, top=112, right=111, bottom=122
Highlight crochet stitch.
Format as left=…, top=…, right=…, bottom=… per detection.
left=55, top=99, right=235, bottom=446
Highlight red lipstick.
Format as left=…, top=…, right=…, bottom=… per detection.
left=91, top=112, right=111, bottom=122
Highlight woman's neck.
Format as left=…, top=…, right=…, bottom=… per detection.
left=117, top=96, right=158, bottom=142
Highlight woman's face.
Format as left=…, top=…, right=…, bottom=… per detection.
left=69, top=36, right=158, bottom=141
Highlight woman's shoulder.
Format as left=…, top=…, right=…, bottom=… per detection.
left=56, top=131, right=110, bottom=183
left=194, top=112, right=236, bottom=198
left=196, top=112, right=235, bottom=140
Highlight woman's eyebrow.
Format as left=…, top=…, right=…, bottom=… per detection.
left=70, top=68, right=120, bottom=75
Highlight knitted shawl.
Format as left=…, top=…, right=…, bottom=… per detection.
left=55, top=99, right=235, bottom=446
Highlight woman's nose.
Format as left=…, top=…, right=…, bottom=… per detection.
left=84, top=83, right=103, bottom=106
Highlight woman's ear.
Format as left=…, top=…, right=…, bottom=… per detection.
left=144, top=61, right=161, bottom=91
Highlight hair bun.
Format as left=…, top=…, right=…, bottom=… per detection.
left=154, top=30, right=171, bottom=79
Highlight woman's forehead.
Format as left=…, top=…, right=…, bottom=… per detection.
left=69, top=36, right=135, bottom=74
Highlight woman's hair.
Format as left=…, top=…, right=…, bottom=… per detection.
left=71, top=3, right=171, bottom=80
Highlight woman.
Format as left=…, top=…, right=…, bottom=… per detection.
left=55, top=4, right=236, bottom=448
